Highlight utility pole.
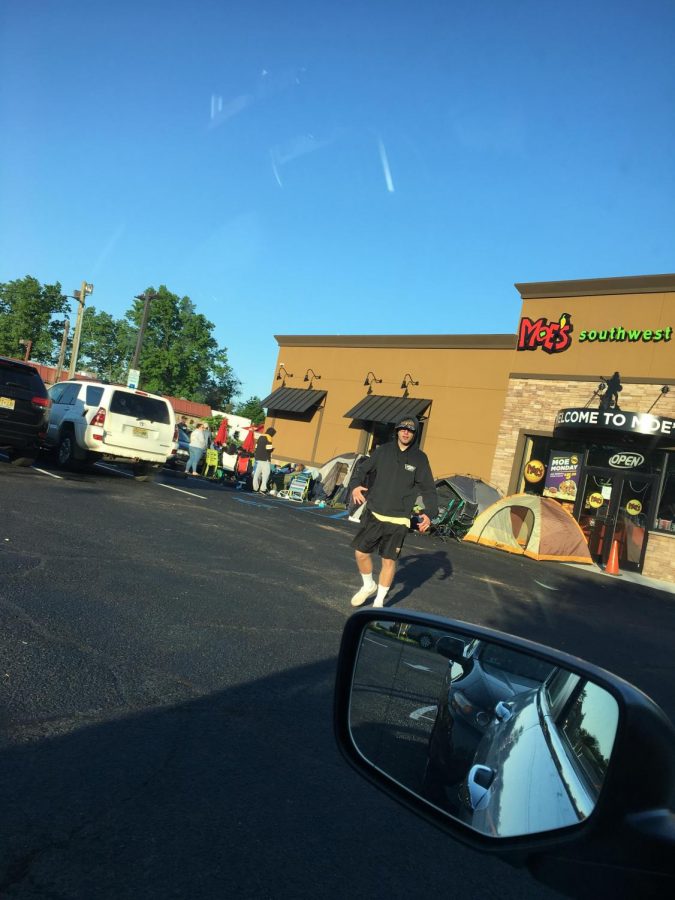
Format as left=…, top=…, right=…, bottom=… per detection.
left=129, top=290, right=156, bottom=387
left=53, top=319, right=71, bottom=385
left=67, top=281, right=94, bottom=379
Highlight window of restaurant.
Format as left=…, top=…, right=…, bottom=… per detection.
left=655, top=454, right=675, bottom=533
left=516, top=435, right=581, bottom=498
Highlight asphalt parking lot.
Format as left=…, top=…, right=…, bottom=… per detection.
left=1, top=456, right=674, bottom=899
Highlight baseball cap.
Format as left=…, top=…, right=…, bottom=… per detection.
left=395, top=417, right=418, bottom=433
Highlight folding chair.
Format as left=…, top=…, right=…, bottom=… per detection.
left=202, top=448, right=220, bottom=479
left=278, top=472, right=312, bottom=502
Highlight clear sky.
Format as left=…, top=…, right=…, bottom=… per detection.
left=1, top=0, right=673, bottom=402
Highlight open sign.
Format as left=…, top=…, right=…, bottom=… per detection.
left=609, top=452, right=645, bottom=469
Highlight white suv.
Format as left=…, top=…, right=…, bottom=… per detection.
left=44, top=380, right=176, bottom=479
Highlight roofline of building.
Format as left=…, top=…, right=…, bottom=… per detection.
left=274, top=334, right=517, bottom=350
left=515, top=273, right=675, bottom=299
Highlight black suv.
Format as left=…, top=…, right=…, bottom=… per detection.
left=0, top=357, right=51, bottom=465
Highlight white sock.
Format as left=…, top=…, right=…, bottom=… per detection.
left=361, top=573, right=376, bottom=590
left=374, top=584, right=389, bottom=606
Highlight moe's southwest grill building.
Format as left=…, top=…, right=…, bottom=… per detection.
left=263, top=274, right=675, bottom=583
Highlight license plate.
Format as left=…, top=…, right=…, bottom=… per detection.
left=133, top=427, right=148, bottom=437
left=0, top=396, right=16, bottom=410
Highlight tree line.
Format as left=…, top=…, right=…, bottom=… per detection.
left=0, top=274, right=263, bottom=418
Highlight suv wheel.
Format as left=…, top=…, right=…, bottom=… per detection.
left=57, top=433, right=81, bottom=469
left=418, top=633, right=434, bottom=650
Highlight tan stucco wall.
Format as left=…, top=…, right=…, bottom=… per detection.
left=265, top=343, right=513, bottom=481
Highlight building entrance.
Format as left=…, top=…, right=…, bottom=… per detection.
left=576, top=468, right=658, bottom=572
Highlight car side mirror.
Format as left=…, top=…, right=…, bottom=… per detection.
left=334, top=610, right=675, bottom=899
left=435, top=635, right=466, bottom=661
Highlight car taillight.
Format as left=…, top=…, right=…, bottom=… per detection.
left=173, top=425, right=178, bottom=441
left=91, top=407, right=106, bottom=427
left=32, top=396, right=50, bottom=409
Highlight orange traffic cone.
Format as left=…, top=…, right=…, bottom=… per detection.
left=605, top=539, right=621, bottom=576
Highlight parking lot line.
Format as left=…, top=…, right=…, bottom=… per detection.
left=94, top=463, right=134, bottom=477
left=31, top=466, right=63, bottom=479
left=156, top=483, right=207, bottom=500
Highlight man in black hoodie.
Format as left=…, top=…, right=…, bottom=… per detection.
left=348, top=416, right=438, bottom=608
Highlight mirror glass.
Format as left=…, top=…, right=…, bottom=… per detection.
left=349, top=620, right=619, bottom=838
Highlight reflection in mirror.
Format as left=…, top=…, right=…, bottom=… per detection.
left=349, top=621, right=619, bottom=838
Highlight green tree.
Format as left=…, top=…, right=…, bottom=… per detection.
left=125, top=286, right=240, bottom=403
left=234, top=395, right=265, bottom=425
left=0, top=275, right=69, bottom=363
left=78, top=307, right=135, bottom=382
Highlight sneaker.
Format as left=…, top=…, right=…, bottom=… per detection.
left=372, top=598, right=384, bottom=608
left=350, top=584, right=377, bottom=607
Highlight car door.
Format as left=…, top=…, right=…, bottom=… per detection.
left=45, top=383, right=79, bottom=444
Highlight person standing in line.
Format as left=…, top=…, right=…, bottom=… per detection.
left=185, top=423, right=208, bottom=476
left=252, top=426, right=277, bottom=493
left=348, top=417, right=438, bottom=608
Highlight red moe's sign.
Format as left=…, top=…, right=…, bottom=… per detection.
left=517, top=313, right=573, bottom=354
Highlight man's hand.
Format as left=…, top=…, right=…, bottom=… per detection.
left=352, top=486, right=368, bottom=505
left=417, top=513, right=431, bottom=533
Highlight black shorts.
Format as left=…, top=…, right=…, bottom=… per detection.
left=351, top=509, right=408, bottom=560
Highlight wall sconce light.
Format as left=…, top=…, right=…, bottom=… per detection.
left=647, top=384, right=671, bottom=414
left=303, top=368, right=322, bottom=388
left=363, top=371, right=382, bottom=394
left=400, top=373, right=419, bottom=397
left=276, top=364, right=294, bottom=382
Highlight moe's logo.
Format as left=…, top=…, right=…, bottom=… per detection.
left=517, top=313, right=573, bottom=354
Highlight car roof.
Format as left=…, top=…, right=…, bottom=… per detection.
left=60, top=380, right=171, bottom=402
left=0, top=356, right=43, bottom=372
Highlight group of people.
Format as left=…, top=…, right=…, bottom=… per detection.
left=179, top=414, right=440, bottom=611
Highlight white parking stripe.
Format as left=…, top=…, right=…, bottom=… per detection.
left=94, top=463, right=133, bottom=477
left=31, top=466, right=63, bottom=479
left=156, top=483, right=207, bottom=500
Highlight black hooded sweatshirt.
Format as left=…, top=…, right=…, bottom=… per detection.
left=348, top=439, right=438, bottom=520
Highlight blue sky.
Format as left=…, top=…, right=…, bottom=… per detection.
left=1, top=0, right=674, bottom=402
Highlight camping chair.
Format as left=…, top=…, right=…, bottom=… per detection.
left=451, top=499, right=479, bottom=539
left=234, top=452, right=252, bottom=490
left=432, top=497, right=479, bottom=541
left=278, top=471, right=312, bottom=503
left=219, top=450, right=238, bottom=483
left=202, top=448, right=220, bottom=479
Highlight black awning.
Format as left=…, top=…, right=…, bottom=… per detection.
left=261, top=386, right=327, bottom=414
left=344, top=394, right=431, bottom=424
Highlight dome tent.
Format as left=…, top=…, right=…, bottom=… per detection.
left=464, top=493, right=593, bottom=564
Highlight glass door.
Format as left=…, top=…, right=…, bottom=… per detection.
left=577, top=470, right=615, bottom=564
left=576, top=469, right=656, bottom=572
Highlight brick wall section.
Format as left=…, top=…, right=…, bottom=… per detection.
left=490, top=378, right=675, bottom=494
left=642, top=532, right=675, bottom=583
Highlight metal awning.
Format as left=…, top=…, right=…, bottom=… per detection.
left=261, top=386, right=327, bottom=414
left=344, top=394, right=431, bottom=424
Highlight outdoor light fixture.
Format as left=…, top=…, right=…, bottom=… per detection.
left=276, top=364, right=294, bottom=382
left=647, top=384, right=671, bottom=414
left=303, top=368, right=322, bottom=387
left=363, top=371, right=382, bottom=394
left=400, top=373, right=419, bottom=397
